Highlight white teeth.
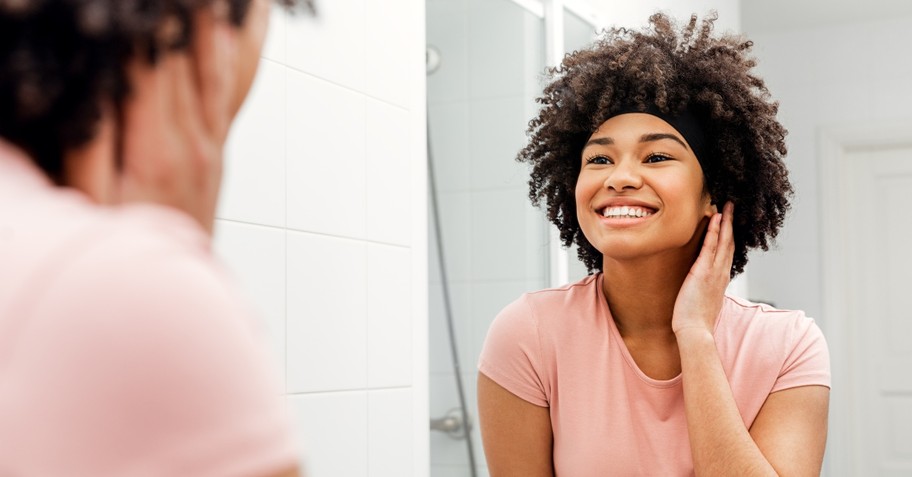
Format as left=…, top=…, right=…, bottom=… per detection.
left=602, top=206, right=654, bottom=218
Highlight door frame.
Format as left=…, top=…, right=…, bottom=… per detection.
left=818, top=121, right=912, bottom=475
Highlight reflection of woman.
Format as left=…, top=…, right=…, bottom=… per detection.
left=0, top=1, right=309, bottom=475
left=478, top=13, right=829, bottom=476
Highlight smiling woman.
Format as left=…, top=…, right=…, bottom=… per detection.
left=477, top=12, right=830, bottom=477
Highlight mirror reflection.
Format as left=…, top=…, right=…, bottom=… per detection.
left=428, top=1, right=912, bottom=476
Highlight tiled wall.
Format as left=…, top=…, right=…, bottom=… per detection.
left=746, top=16, right=912, bottom=329
left=213, top=1, right=427, bottom=476
left=427, top=1, right=550, bottom=475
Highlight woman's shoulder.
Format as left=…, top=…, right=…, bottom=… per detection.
left=717, top=295, right=827, bottom=362
left=521, top=274, right=602, bottom=311
left=720, top=295, right=816, bottom=328
left=491, top=274, right=601, bottom=329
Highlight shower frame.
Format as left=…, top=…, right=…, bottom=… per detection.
left=426, top=1, right=601, bottom=475
left=506, top=0, right=602, bottom=286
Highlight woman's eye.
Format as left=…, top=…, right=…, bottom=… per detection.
left=586, top=156, right=611, bottom=165
left=645, top=154, right=671, bottom=164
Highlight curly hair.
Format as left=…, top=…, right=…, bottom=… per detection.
left=0, top=0, right=313, bottom=181
left=520, top=12, right=791, bottom=277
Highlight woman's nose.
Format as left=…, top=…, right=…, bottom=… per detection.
left=603, top=159, right=643, bottom=191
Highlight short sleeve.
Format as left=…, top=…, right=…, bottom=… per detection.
left=478, top=295, right=549, bottom=407
left=771, top=315, right=831, bottom=393
left=5, top=231, right=298, bottom=476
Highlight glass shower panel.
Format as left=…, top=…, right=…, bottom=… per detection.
left=563, top=8, right=599, bottom=283
left=427, top=0, right=547, bottom=475
left=565, top=8, right=599, bottom=54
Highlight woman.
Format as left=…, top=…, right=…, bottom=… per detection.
left=0, top=1, right=310, bottom=475
left=478, top=13, right=830, bottom=476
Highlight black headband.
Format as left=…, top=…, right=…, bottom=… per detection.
left=609, top=104, right=707, bottom=164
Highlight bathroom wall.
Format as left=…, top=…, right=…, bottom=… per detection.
left=737, top=14, right=912, bottom=476
left=212, top=1, right=428, bottom=476
left=590, top=0, right=740, bottom=32
left=745, top=15, right=912, bottom=324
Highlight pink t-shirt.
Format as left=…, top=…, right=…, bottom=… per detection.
left=479, top=273, right=830, bottom=477
left=0, top=142, right=298, bottom=476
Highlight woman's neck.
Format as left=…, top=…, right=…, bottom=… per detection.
left=600, top=232, right=704, bottom=339
left=61, top=112, right=118, bottom=204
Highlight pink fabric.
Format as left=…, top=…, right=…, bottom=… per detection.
left=479, top=273, right=830, bottom=477
left=0, top=142, right=297, bottom=476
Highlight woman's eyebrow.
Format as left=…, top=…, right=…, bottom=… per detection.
left=584, top=137, right=614, bottom=147
left=640, top=133, right=687, bottom=149
left=584, top=133, right=688, bottom=150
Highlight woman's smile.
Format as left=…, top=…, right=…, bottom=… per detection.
left=593, top=197, right=660, bottom=227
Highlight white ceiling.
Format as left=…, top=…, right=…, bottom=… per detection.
left=741, top=0, right=912, bottom=33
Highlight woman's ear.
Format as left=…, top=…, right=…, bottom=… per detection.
left=702, top=192, right=718, bottom=217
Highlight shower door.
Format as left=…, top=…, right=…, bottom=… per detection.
left=427, top=1, right=599, bottom=476
left=427, top=1, right=547, bottom=476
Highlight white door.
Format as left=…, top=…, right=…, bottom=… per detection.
left=842, top=145, right=912, bottom=476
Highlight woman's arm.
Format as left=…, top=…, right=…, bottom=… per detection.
left=677, top=328, right=829, bottom=476
left=673, top=203, right=829, bottom=476
left=750, top=385, right=829, bottom=475
left=477, top=372, right=554, bottom=477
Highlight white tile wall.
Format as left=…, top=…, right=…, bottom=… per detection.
left=289, top=391, right=368, bottom=476
left=285, top=0, right=366, bottom=92
left=220, top=60, right=286, bottom=227
left=286, top=71, right=367, bottom=238
left=466, top=0, right=543, bottom=99
left=469, top=188, right=547, bottom=282
left=368, top=244, right=412, bottom=388
left=216, top=1, right=426, bottom=474
left=428, top=281, right=471, bottom=375
left=426, top=0, right=469, bottom=103
left=286, top=232, right=368, bottom=393
left=429, top=191, right=472, bottom=282
left=364, top=0, right=416, bottom=109
left=365, top=101, right=412, bottom=246
left=427, top=101, right=471, bottom=193
left=262, top=4, right=287, bottom=64
left=467, top=97, right=530, bottom=190
left=368, top=389, right=414, bottom=477
left=212, top=220, right=287, bottom=384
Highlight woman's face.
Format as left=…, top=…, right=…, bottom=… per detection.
left=575, top=113, right=715, bottom=264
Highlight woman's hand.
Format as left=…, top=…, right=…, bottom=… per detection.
left=672, top=201, right=735, bottom=336
left=115, top=6, right=239, bottom=235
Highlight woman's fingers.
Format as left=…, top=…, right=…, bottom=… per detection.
left=695, top=212, right=722, bottom=273
left=714, top=202, right=735, bottom=272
